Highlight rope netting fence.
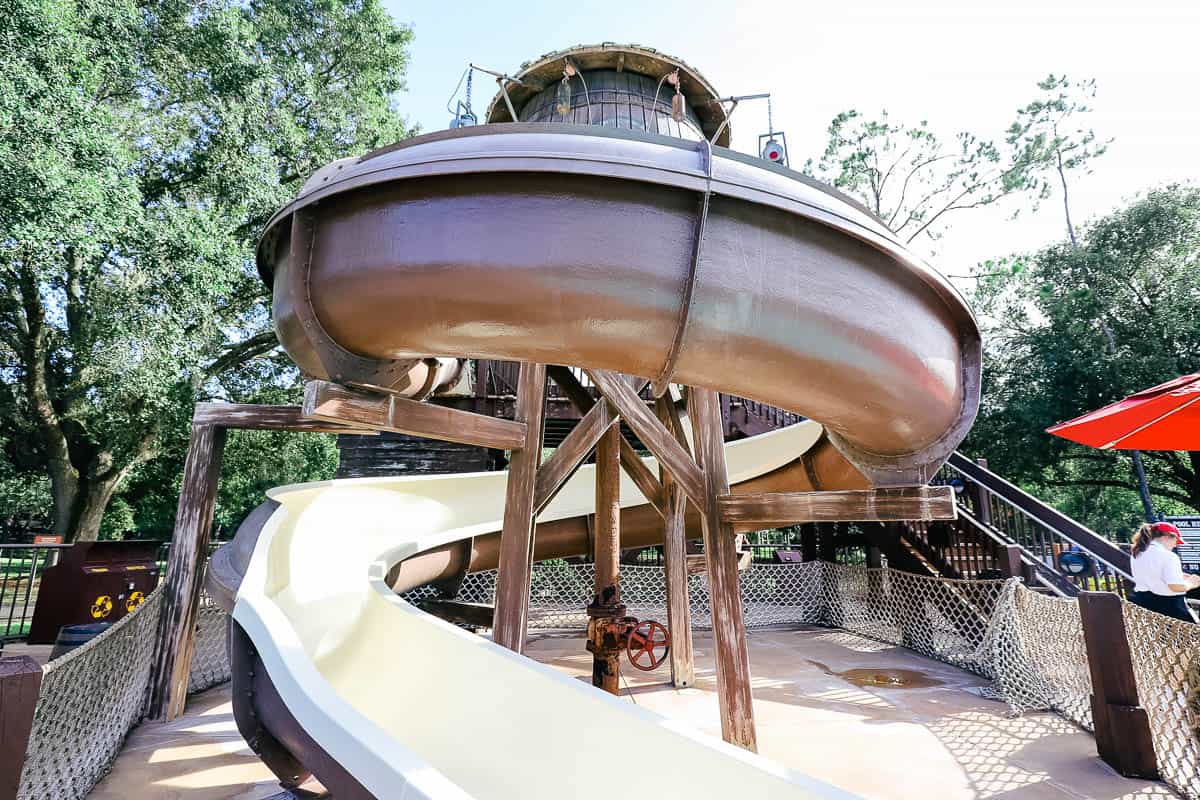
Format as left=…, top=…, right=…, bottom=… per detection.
left=15, top=590, right=231, bottom=800
left=11, top=561, right=1200, bottom=800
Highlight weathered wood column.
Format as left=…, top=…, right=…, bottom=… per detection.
left=690, top=387, right=757, bottom=751
left=587, top=425, right=624, bottom=694
left=655, top=394, right=695, bottom=688
left=492, top=363, right=547, bottom=653
left=0, top=656, right=41, bottom=800
left=1078, top=591, right=1158, bottom=779
left=149, top=422, right=227, bottom=720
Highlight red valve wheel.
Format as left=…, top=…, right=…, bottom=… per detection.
left=626, top=620, right=670, bottom=671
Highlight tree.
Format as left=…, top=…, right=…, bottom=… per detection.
left=1006, top=75, right=1109, bottom=246
left=0, top=0, right=415, bottom=541
left=805, top=110, right=1037, bottom=249
left=967, top=186, right=1200, bottom=533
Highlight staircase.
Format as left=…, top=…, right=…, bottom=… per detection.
left=899, top=454, right=1133, bottom=597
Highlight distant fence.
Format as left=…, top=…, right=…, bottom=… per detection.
left=0, top=545, right=70, bottom=642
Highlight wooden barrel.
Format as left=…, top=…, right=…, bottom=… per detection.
left=49, top=622, right=111, bottom=660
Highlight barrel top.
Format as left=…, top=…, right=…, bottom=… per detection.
left=485, top=43, right=731, bottom=146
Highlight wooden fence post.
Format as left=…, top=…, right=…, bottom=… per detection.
left=148, top=422, right=227, bottom=720
left=1078, top=591, right=1158, bottom=779
left=492, top=363, right=547, bottom=653
left=998, top=544, right=1023, bottom=579
left=0, top=656, right=42, bottom=800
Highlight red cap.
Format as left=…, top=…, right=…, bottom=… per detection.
left=1151, top=521, right=1186, bottom=546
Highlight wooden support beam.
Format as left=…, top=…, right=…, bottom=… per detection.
left=149, top=422, right=227, bottom=720
left=533, top=401, right=616, bottom=515
left=655, top=395, right=694, bottom=688
left=690, top=387, right=757, bottom=752
left=586, top=370, right=705, bottom=509
left=545, top=367, right=666, bottom=516
left=303, top=380, right=527, bottom=450
left=717, top=486, right=956, bottom=530
left=590, top=425, right=624, bottom=695
left=0, top=656, right=41, bottom=800
left=1078, top=591, right=1159, bottom=779
left=492, top=364, right=547, bottom=653
left=191, top=403, right=375, bottom=435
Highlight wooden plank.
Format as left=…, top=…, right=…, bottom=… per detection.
left=149, top=422, right=227, bottom=720
left=192, top=403, right=374, bottom=435
left=690, top=387, right=757, bottom=752
left=533, top=401, right=616, bottom=516
left=492, top=364, right=547, bottom=653
left=656, top=394, right=694, bottom=688
left=586, top=370, right=705, bottom=508
left=303, top=380, right=526, bottom=450
left=717, top=486, right=957, bottom=529
left=1078, top=591, right=1159, bottom=779
left=0, top=656, right=42, bottom=800
left=545, top=367, right=666, bottom=517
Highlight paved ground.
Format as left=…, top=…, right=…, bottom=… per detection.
left=90, top=627, right=1178, bottom=799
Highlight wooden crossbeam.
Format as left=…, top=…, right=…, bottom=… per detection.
left=717, top=486, right=957, bottom=529
left=546, top=367, right=666, bottom=516
left=303, top=380, right=526, bottom=450
left=585, top=370, right=705, bottom=509
left=192, top=403, right=376, bottom=435
left=533, top=401, right=617, bottom=515
left=419, top=599, right=495, bottom=628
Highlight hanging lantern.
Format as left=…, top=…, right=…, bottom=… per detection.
left=555, top=76, right=573, bottom=117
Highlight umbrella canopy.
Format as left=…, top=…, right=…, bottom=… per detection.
left=1046, top=372, right=1200, bottom=450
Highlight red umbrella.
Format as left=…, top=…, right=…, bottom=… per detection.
left=1046, top=372, right=1200, bottom=450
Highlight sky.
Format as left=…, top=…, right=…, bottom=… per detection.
left=381, top=0, right=1200, bottom=282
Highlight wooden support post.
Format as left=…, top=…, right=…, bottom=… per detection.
left=588, top=426, right=624, bottom=695
left=817, top=522, right=838, bottom=563
left=656, top=395, right=694, bottom=688
left=1078, top=591, right=1158, bottom=779
left=0, top=656, right=41, bottom=800
left=690, top=387, right=757, bottom=751
left=493, top=363, right=547, bottom=654
left=998, top=544, right=1023, bottom=578
left=149, top=422, right=227, bottom=720
left=800, top=524, right=818, bottom=563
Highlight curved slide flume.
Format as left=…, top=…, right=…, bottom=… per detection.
left=210, top=123, right=980, bottom=799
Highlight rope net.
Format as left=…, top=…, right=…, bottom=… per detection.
left=1123, top=601, right=1200, bottom=798
left=15, top=560, right=1200, bottom=800
left=16, top=590, right=231, bottom=800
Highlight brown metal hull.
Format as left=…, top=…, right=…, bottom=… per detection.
left=259, top=124, right=980, bottom=486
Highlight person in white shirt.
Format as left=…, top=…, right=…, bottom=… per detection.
left=1129, top=521, right=1200, bottom=623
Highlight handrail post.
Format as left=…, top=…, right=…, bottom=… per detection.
left=1077, top=591, right=1158, bottom=779
left=0, top=656, right=41, bottom=800
left=998, top=544, right=1023, bottom=578
left=971, top=457, right=992, bottom=527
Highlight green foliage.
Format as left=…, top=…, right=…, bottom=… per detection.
left=966, top=186, right=1200, bottom=524
left=805, top=110, right=1036, bottom=248
left=0, top=0, right=415, bottom=540
left=1006, top=75, right=1109, bottom=243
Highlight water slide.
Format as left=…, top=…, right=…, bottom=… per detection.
left=206, top=121, right=981, bottom=799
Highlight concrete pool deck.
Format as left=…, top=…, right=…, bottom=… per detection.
left=88, top=627, right=1178, bottom=799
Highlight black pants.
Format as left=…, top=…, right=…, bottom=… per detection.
left=1130, top=590, right=1196, bottom=624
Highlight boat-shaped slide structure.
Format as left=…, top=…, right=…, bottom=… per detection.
left=207, top=44, right=981, bottom=800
